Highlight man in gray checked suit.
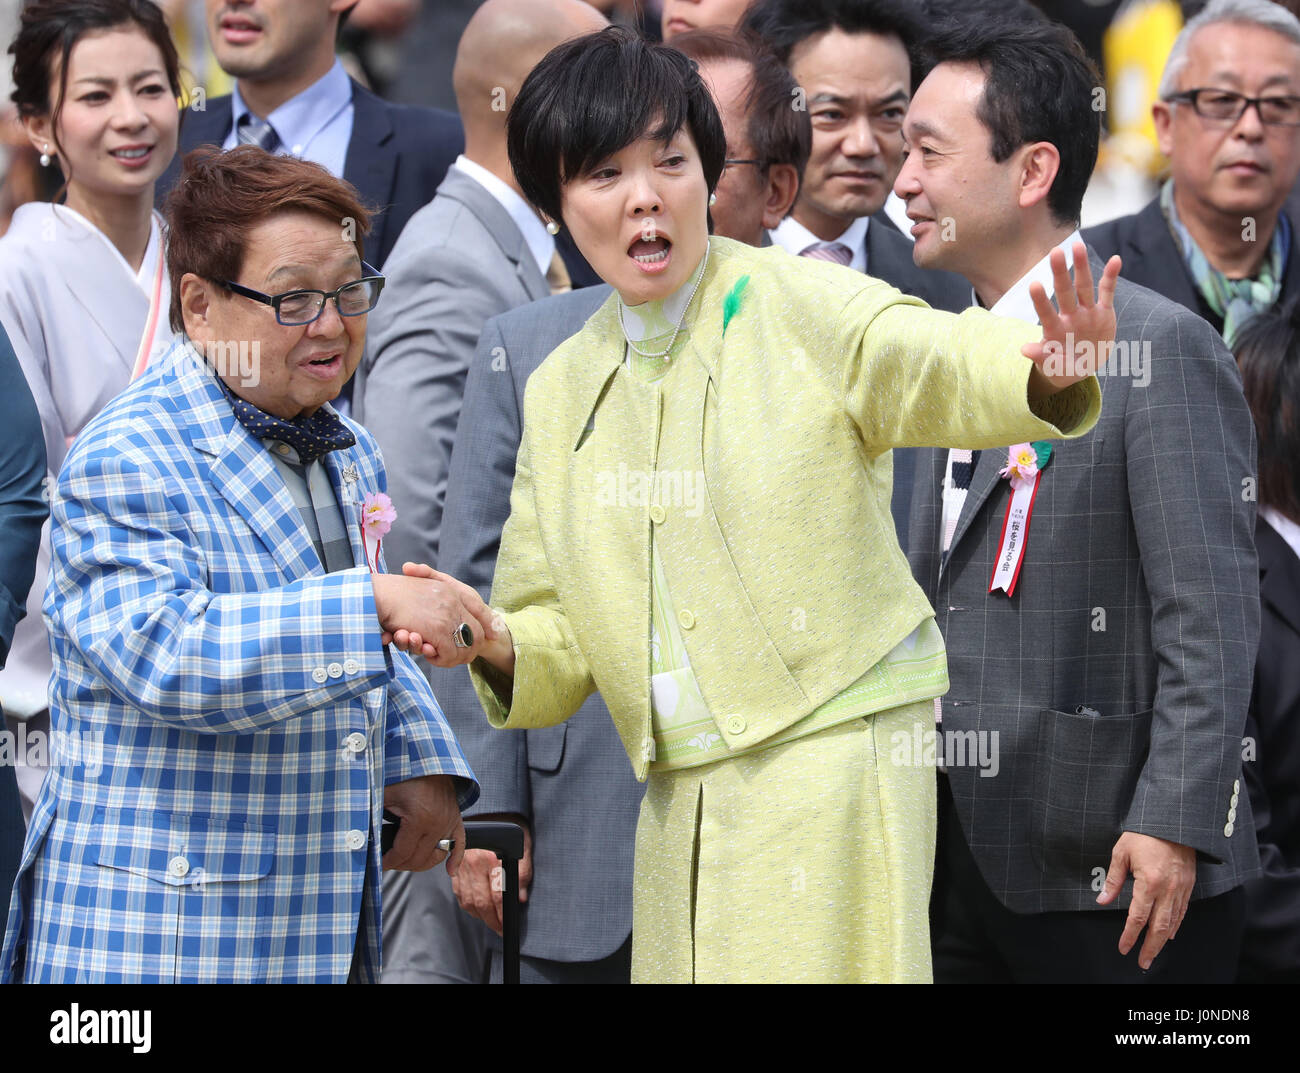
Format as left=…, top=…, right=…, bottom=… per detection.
left=897, top=14, right=1260, bottom=982
left=354, top=0, right=609, bottom=983
left=436, top=30, right=811, bottom=983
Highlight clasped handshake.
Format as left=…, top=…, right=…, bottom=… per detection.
left=371, top=561, right=515, bottom=672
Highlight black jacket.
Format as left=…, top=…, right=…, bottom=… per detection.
left=1084, top=197, right=1300, bottom=335
left=1239, top=515, right=1300, bottom=982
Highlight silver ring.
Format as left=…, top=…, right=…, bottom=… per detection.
left=452, top=622, right=473, bottom=648
left=437, top=838, right=455, bottom=853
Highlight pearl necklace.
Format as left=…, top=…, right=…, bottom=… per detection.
left=618, top=241, right=711, bottom=360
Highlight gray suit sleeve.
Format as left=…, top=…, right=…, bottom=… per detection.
left=1120, top=307, right=1259, bottom=862
left=360, top=236, right=516, bottom=572
left=433, top=314, right=531, bottom=818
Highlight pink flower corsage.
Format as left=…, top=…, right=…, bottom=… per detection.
left=361, top=492, right=396, bottom=572
left=989, top=441, right=1051, bottom=597
left=999, top=443, right=1040, bottom=491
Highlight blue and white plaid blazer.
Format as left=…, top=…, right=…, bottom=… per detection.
left=0, top=343, right=477, bottom=983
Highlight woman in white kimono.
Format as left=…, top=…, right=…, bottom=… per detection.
left=0, top=0, right=180, bottom=812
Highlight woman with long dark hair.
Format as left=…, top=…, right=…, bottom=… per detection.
left=0, top=0, right=180, bottom=819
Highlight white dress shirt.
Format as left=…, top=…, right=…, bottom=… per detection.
left=987, top=229, right=1084, bottom=320
left=451, top=155, right=555, bottom=278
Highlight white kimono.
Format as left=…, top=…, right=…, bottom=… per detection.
left=0, top=203, right=174, bottom=803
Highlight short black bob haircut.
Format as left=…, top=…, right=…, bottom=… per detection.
left=508, top=27, right=726, bottom=229
left=921, top=8, right=1100, bottom=227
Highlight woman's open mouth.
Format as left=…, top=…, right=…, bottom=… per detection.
left=629, top=236, right=672, bottom=272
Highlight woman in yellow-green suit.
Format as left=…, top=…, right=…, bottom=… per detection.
left=397, top=28, right=1121, bottom=983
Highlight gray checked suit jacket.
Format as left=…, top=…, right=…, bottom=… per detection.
left=907, top=257, right=1262, bottom=913
left=436, top=287, right=644, bottom=964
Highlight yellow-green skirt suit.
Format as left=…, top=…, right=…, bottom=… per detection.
left=471, top=237, right=1099, bottom=982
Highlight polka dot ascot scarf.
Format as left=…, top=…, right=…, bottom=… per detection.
left=222, top=386, right=356, bottom=464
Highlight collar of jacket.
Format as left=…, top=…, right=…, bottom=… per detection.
left=436, top=167, right=549, bottom=293
left=566, top=238, right=742, bottom=451
left=167, top=341, right=368, bottom=579
left=4, top=203, right=157, bottom=381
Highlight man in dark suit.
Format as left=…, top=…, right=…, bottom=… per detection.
left=898, top=13, right=1260, bottom=982
left=158, top=0, right=462, bottom=275
left=1085, top=0, right=1300, bottom=344
left=744, top=0, right=969, bottom=551
left=743, top=0, right=967, bottom=307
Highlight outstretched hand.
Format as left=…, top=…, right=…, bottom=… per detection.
left=1019, top=242, right=1122, bottom=397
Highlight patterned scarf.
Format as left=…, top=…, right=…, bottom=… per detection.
left=219, top=380, right=356, bottom=464
left=1160, top=179, right=1290, bottom=345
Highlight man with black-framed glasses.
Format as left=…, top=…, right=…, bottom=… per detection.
left=1086, top=0, right=1300, bottom=345
left=220, top=263, right=385, bottom=326
left=0, top=145, right=487, bottom=985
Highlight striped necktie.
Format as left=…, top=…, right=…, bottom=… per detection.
left=799, top=242, right=853, bottom=266
left=933, top=446, right=982, bottom=737
left=941, top=448, right=981, bottom=555
left=237, top=112, right=281, bottom=154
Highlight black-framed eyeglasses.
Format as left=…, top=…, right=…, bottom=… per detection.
left=722, top=157, right=763, bottom=173
left=220, top=263, right=387, bottom=326
left=1166, top=88, right=1300, bottom=127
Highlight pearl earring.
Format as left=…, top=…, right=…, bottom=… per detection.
left=708, top=193, right=717, bottom=206
left=39, top=144, right=51, bottom=167
left=545, top=219, right=560, bottom=236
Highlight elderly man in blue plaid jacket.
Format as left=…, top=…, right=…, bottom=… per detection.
left=0, top=148, right=487, bottom=984
left=0, top=335, right=479, bottom=984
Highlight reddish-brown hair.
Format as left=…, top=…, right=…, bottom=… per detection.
left=163, top=145, right=372, bottom=333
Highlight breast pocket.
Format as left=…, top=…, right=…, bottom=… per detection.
left=1029, top=707, right=1152, bottom=882
left=90, top=807, right=276, bottom=983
